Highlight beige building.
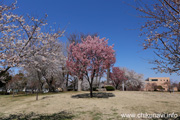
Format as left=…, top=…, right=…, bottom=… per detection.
left=144, top=77, right=170, bottom=91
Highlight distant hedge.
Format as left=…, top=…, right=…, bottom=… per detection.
left=0, top=91, right=10, bottom=95
left=104, top=86, right=115, bottom=91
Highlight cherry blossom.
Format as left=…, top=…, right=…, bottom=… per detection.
left=67, top=35, right=116, bottom=97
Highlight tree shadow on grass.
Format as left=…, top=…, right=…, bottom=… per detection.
left=0, top=111, right=74, bottom=120
left=71, top=92, right=115, bottom=98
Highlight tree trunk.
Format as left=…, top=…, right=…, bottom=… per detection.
left=13, top=90, right=15, bottom=97
left=116, top=85, right=118, bottom=90
left=48, top=85, right=55, bottom=92
left=98, top=76, right=101, bottom=88
left=31, top=89, right=34, bottom=94
left=25, top=88, right=27, bottom=95
left=122, top=81, right=124, bottom=91
left=5, top=88, right=7, bottom=95
left=78, top=78, right=82, bottom=91
left=37, top=71, right=43, bottom=93
left=65, top=74, right=69, bottom=91
left=0, top=67, right=10, bottom=78
left=90, top=83, right=93, bottom=98
left=107, top=66, right=110, bottom=85
left=89, top=71, right=96, bottom=98
left=46, top=76, right=55, bottom=92
left=73, top=78, right=77, bottom=91
left=36, top=90, right=39, bottom=100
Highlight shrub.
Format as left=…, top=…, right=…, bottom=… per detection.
left=88, top=87, right=98, bottom=91
left=154, top=89, right=158, bottom=91
left=105, top=86, right=115, bottom=91
left=67, top=88, right=73, bottom=91
left=93, top=87, right=98, bottom=91
left=157, top=85, right=164, bottom=90
left=0, top=91, right=10, bottom=95
left=17, top=91, right=26, bottom=94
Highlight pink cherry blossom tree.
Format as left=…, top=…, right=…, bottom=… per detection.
left=110, top=67, right=127, bottom=90
left=65, top=32, right=98, bottom=91
left=67, top=35, right=116, bottom=97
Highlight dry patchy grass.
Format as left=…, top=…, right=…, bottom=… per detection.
left=0, top=91, right=180, bottom=120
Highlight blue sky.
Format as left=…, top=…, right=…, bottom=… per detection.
left=8, top=0, right=179, bottom=82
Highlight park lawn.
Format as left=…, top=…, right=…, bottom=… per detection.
left=0, top=91, right=180, bottom=120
